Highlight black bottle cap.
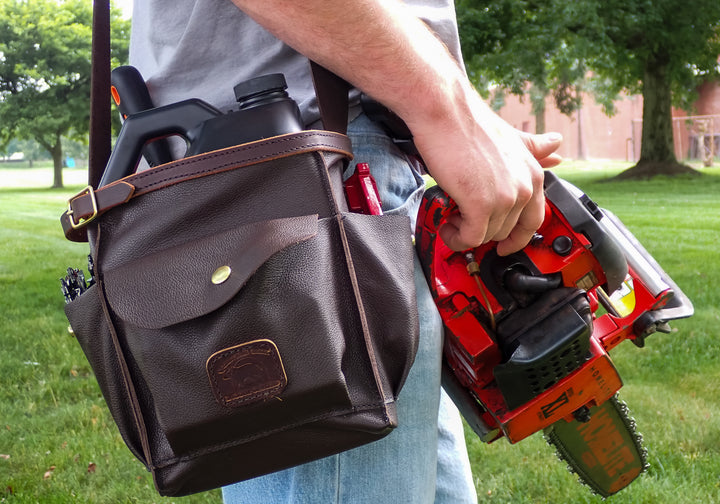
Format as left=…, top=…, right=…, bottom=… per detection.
left=234, top=74, right=288, bottom=104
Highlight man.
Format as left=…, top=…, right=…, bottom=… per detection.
left=130, top=1, right=561, bottom=502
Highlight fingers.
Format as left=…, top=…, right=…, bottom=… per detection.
left=439, top=160, right=544, bottom=254
left=494, top=186, right=546, bottom=256
left=412, top=104, right=563, bottom=254
left=487, top=131, right=561, bottom=254
left=536, top=152, right=563, bottom=168
left=492, top=160, right=545, bottom=255
left=438, top=212, right=479, bottom=252
left=436, top=130, right=558, bottom=254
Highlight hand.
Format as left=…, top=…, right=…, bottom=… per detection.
left=410, top=94, right=562, bottom=255
left=494, top=130, right=563, bottom=255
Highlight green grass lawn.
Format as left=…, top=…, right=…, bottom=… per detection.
left=0, top=165, right=222, bottom=503
left=1, top=161, right=718, bottom=502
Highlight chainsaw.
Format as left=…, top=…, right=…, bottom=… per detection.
left=415, top=170, right=694, bottom=497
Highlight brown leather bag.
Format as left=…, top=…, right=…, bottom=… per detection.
left=59, top=1, right=419, bottom=496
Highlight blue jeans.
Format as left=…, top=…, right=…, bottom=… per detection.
left=222, top=115, right=477, bottom=504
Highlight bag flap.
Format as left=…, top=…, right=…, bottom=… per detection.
left=103, top=214, right=318, bottom=329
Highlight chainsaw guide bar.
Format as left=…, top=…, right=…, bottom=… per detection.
left=544, top=395, right=648, bottom=497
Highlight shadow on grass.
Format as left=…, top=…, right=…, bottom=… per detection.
left=609, top=160, right=704, bottom=181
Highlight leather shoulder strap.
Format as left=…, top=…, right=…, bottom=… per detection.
left=310, top=61, right=350, bottom=135
left=89, top=0, right=112, bottom=189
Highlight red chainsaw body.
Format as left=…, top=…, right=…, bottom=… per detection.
left=416, top=172, right=679, bottom=444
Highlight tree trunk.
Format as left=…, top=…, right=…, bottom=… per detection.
left=534, top=101, right=546, bottom=134
left=575, top=85, right=587, bottom=160
left=639, top=56, right=676, bottom=164
left=530, top=87, right=547, bottom=134
left=51, top=134, right=64, bottom=189
left=614, top=54, right=700, bottom=179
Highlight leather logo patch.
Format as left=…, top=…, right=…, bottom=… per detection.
left=206, top=339, right=287, bottom=408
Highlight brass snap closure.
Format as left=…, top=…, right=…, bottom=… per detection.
left=212, top=265, right=232, bottom=285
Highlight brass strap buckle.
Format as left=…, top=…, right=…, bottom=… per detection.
left=66, top=185, right=99, bottom=229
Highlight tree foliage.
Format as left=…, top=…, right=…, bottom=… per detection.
left=456, top=0, right=597, bottom=132
left=0, top=0, right=129, bottom=187
left=588, top=0, right=720, bottom=103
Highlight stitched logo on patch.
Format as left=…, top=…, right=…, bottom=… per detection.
left=206, top=339, right=287, bottom=408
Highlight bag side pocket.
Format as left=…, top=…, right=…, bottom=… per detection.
left=339, top=212, right=420, bottom=400
left=65, top=284, right=147, bottom=464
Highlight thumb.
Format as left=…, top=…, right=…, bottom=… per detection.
left=518, top=131, right=563, bottom=168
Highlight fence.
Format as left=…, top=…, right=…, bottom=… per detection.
left=630, top=114, right=720, bottom=164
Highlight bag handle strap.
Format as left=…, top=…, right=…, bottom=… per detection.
left=88, top=0, right=350, bottom=189
left=62, top=130, right=352, bottom=242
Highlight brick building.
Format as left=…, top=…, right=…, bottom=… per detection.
left=495, top=81, right=720, bottom=162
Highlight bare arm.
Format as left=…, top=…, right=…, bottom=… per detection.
left=230, top=0, right=559, bottom=254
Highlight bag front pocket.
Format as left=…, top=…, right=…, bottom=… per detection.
left=101, top=214, right=374, bottom=456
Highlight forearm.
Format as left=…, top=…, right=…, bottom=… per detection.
left=230, top=0, right=553, bottom=254
left=228, top=0, right=468, bottom=129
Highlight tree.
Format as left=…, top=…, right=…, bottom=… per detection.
left=455, top=0, right=720, bottom=178
left=2, top=138, right=50, bottom=166
left=456, top=0, right=600, bottom=135
left=586, top=0, right=720, bottom=178
left=0, top=0, right=129, bottom=188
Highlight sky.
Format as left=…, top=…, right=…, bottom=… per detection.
left=115, top=0, right=133, bottom=18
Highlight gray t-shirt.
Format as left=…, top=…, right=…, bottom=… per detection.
left=129, top=0, right=463, bottom=125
